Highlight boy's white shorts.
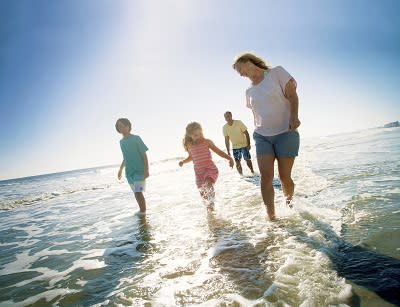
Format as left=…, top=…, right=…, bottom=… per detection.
left=129, top=180, right=146, bottom=193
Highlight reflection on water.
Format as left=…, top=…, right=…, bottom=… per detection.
left=80, top=215, right=153, bottom=306
left=206, top=213, right=273, bottom=300
left=48, top=216, right=154, bottom=306
left=241, top=174, right=281, bottom=189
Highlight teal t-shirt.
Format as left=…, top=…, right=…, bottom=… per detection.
left=120, top=134, right=148, bottom=183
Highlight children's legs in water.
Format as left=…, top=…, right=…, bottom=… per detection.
left=199, top=178, right=215, bottom=211
left=134, top=192, right=146, bottom=212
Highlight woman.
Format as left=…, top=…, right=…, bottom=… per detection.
left=233, top=53, right=300, bottom=221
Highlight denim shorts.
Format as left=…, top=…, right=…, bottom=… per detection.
left=253, top=130, right=300, bottom=157
left=232, top=147, right=251, bottom=161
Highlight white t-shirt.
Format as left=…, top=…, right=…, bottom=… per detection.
left=246, top=66, right=296, bottom=136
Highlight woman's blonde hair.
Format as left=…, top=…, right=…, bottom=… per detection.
left=233, top=52, right=271, bottom=70
left=183, top=122, right=202, bottom=151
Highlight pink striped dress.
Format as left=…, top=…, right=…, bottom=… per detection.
left=188, top=139, right=219, bottom=188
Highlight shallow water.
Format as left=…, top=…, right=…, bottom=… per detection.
left=1, top=127, right=399, bottom=306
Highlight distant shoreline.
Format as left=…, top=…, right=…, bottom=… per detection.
left=2, top=123, right=398, bottom=182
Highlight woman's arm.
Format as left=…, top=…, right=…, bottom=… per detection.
left=143, top=153, right=149, bottom=178
left=207, top=139, right=234, bottom=168
left=179, top=155, right=193, bottom=167
left=118, top=160, right=125, bottom=180
left=285, top=79, right=301, bottom=131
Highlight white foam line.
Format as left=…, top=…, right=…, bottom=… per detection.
left=11, top=258, right=106, bottom=289
left=48, top=258, right=106, bottom=287
left=0, top=248, right=74, bottom=275
left=263, top=281, right=283, bottom=297
left=1, top=246, right=105, bottom=289
left=1, top=288, right=78, bottom=307
left=220, top=267, right=257, bottom=273
left=1, top=250, right=37, bottom=275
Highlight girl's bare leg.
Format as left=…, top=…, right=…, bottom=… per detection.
left=200, top=179, right=215, bottom=211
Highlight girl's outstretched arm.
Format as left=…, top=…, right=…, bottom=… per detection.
left=179, top=155, right=192, bottom=167
left=207, top=139, right=234, bottom=168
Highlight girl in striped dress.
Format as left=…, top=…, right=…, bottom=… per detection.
left=179, top=122, right=234, bottom=210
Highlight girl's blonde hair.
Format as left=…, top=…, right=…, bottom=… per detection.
left=183, top=122, right=202, bottom=151
left=233, top=52, right=271, bottom=70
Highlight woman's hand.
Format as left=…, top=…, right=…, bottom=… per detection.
left=289, top=117, right=301, bottom=131
left=179, top=161, right=184, bottom=167
left=117, top=169, right=122, bottom=180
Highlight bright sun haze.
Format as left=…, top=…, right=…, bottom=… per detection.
left=0, top=0, right=399, bottom=180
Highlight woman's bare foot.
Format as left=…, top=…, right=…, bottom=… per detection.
left=266, top=204, right=275, bottom=221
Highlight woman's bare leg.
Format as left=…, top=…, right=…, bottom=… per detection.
left=257, top=154, right=276, bottom=220
left=277, top=157, right=295, bottom=207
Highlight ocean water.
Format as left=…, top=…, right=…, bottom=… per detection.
left=0, top=127, right=399, bottom=307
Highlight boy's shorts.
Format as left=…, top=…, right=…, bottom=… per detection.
left=253, top=130, right=300, bottom=157
left=129, top=180, right=146, bottom=193
left=232, top=147, right=251, bottom=161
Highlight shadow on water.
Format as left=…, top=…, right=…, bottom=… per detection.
left=242, top=174, right=281, bottom=189
left=291, top=211, right=400, bottom=307
left=206, top=213, right=273, bottom=301
left=73, top=215, right=154, bottom=306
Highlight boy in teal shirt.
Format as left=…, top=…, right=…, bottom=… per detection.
left=116, top=118, right=149, bottom=214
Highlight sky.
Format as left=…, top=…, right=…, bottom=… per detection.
left=0, top=0, right=399, bottom=180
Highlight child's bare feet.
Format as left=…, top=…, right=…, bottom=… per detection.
left=135, top=211, right=146, bottom=217
left=266, top=214, right=276, bottom=221
left=286, top=196, right=293, bottom=208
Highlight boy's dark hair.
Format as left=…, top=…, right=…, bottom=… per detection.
left=115, top=118, right=132, bottom=133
